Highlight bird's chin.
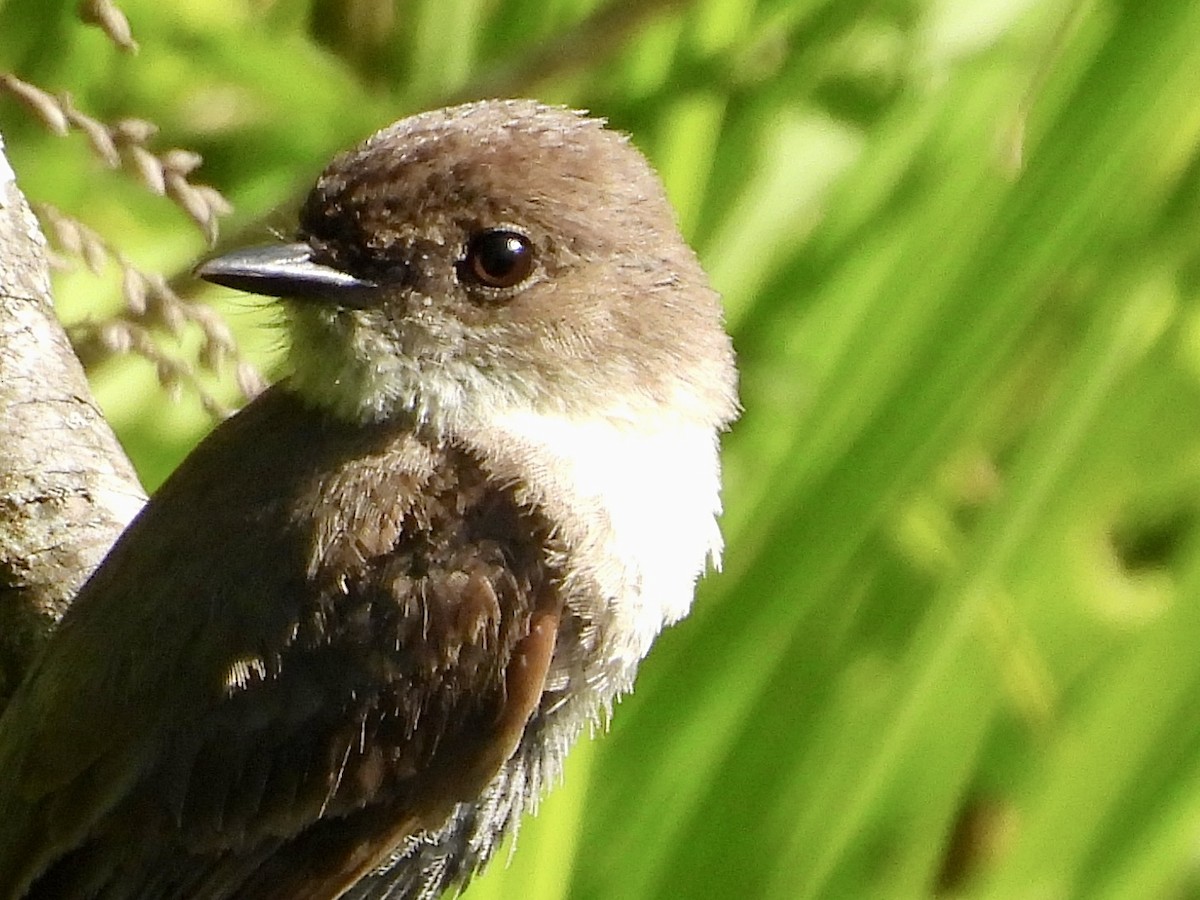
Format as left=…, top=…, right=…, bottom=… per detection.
left=281, top=306, right=397, bottom=424
left=280, top=308, right=465, bottom=429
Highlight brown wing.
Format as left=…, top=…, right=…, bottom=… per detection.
left=0, top=387, right=563, bottom=900
left=207, top=610, right=560, bottom=900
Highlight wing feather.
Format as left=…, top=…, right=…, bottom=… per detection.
left=0, top=387, right=563, bottom=900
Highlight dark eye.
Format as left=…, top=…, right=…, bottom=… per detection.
left=462, top=230, right=535, bottom=289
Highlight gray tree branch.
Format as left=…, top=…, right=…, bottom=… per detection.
left=0, top=131, right=145, bottom=709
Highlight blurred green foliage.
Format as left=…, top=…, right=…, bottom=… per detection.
left=3, top=0, right=1200, bottom=897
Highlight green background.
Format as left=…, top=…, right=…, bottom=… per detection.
left=3, top=0, right=1200, bottom=897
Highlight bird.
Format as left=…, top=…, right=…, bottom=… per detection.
left=0, top=98, right=738, bottom=900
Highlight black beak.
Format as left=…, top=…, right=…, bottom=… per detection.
left=194, top=243, right=377, bottom=306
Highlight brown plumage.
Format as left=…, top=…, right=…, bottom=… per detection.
left=0, top=99, right=737, bottom=899
left=0, top=388, right=569, bottom=899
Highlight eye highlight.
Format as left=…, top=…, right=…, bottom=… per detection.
left=462, top=229, right=535, bottom=289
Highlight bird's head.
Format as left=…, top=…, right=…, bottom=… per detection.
left=198, top=100, right=737, bottom=434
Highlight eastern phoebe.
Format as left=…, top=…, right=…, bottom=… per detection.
left=0, top=99, right=737, bottom=899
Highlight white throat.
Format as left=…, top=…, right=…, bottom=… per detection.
left=463, top=404, right=725, bottom=675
